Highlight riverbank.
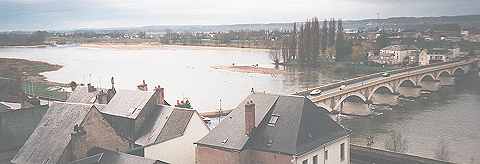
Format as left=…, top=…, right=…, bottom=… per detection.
left=0, top=58, right=69, bottom=102
left=0, top=58, right=63, bottom=83
left=78, top=41, right=271, bottom=50
left=0, top=45, right=49, bottom=48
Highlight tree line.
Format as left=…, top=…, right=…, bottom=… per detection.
left=270, top=17, right=353, bottom=66
left=0, top=31, right=49, bottom=46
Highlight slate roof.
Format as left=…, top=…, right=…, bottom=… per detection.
left=101, top=90, right=155, bottom=119
left=196, top=93, right=351, bottom=155
left=70, top=147, right=167, bottom=164
left=67, top=86, right=101, bottom=104
left=135, top=105, right=195, bottom=146
left=11, top=102, right=94, bottom=164
left=196, top=93, right=278, bottom=151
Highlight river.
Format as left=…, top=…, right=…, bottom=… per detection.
left=1, top=46, right=478, bottom=163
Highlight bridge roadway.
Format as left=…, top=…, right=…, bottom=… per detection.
left=294, top=58, right=478, bottom=113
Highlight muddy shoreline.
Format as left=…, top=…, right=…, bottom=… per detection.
left=0, top=58, right=64, bottom=85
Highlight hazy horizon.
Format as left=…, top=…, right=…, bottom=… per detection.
left=2, top=0, right=480, bottom=31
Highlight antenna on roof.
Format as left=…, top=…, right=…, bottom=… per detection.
left=218, top=98, right=222, bottom=124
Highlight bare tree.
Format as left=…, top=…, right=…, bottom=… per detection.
left=384, top=131, right=408, bottom=153
left=434, top=139, right=451, bottom=161
left=269, top=48, right=281, bottom=65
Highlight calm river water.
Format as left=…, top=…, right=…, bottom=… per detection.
left=1, top=46, right=478, bottom=163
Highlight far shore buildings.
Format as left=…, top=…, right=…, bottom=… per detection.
left=195, top=93, right=351, bottom=164
left=369, top=45, right=418, bottom=66
left=419, top=48, right=451, bottom=66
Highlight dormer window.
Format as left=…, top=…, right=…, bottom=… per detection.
left=267, top=114, right=280, bottom=126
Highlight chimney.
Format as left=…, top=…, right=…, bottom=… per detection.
left=87, top=83, right=96, bottom=92
left=137, top=80, right=148, bottom=91
left=154, top=85, right=165, bottom=105
left=245, top=100, right=255, bottom=136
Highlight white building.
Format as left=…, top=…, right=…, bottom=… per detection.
left=370, top=45, right=418, bottom=65
left=143, top=106, right=210, bottom=164
left=419, top=48, right=450, bottom=66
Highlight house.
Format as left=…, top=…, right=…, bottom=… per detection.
left=11, top=102, right=129, bottom=164
left=419, top=48, right=450, bottom=66
left=79, top=84, right=209, bottom=164
left=96, top=87, right=165, bottom=146
left=141, top=106, right=210, bottom=164
left=70, top=147, right=168, bottom=164
left=195, top=93, right=352, bottom=164
left=369, top=45, right=418, bottom=65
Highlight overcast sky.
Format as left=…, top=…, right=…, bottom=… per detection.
left=1, top=0, right=479, bottom=31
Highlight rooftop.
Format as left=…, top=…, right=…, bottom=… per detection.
left=11, top=102, right=95, bottom=164
left=67, top=86, right=102, bottom=104
left=101, top=90, right=155, bottom=119
left=135, top=105, right=195, bottom=146
left=70, top=147, right=167, bottom=164
left=196, top=93, right=351, bottom=155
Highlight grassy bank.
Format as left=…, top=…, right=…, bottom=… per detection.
left=0, top=58, right=68, bottom=102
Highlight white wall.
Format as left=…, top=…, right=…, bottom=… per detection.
left=144, top=112, right=210, bottom=164
left=295, top=136, right=350, bottom=164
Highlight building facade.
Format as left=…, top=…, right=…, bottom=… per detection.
left=195, top=93, right=352, bottom=164
left=369, top=45, right=418, bottom=65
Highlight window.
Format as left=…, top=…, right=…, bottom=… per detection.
left=302, top=159, right=308, bottom=164
left=313, top=155, right=318, bottom=164
left=340, top=143, right=345, bottom=161
left=267, top=114, right=280, bottom=126
left=324, top=150, right=328, bottom=160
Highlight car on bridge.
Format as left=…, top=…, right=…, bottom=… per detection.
left=309, top=89, right=323, bottom=95
left=382, top=72, right=391, bottom=77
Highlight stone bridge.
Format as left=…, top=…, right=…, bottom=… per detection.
left=297, top=58, right=479, bottom=116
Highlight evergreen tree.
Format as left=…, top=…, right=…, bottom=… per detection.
left=321, top=20, right=328, bottom=50
left=328, top=18, right=337, bottom=48
left=335, top=19, right=353, bottom=62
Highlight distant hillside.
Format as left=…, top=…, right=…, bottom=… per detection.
left=72, top=15, right=480, bottom=33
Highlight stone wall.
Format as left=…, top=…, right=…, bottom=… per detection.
left=70, top=107, right=129, bottom=161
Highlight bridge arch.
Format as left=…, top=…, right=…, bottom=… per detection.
left=436, top=70, right=451, bottom=79
left=397, top=79, right=417, bottom=90
left=333, top=93, right=367, bottom=111
left=316, top=103, right=333, bottom=112
left=368, top=85, right=395, bottom=100
left=419, top=73, right=436, bottom=82
left=453, top=67, right=466, bottom=76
